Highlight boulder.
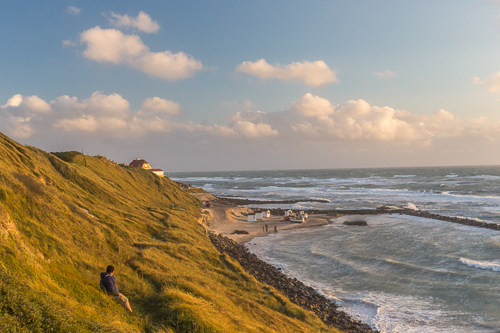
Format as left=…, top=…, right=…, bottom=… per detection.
left=343, top=220, right=368, bottom=226
left=231, top=230, right=250, bottom=234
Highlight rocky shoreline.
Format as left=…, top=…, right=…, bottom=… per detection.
left=252, top=206, right=500, bottom=232
left=209, top=232, right=378, bottom=333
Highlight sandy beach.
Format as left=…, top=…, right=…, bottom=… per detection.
left=192, top=193, right=333, bottom=244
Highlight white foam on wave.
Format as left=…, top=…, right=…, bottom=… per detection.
left=406, top=202, right=419, bottom=210
left=393, top=174, right=416, bottom=178
left=337, top=291, right=474, bottom=333
left=459, top=258, right=500, bottom=272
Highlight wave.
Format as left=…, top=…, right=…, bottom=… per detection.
left=406, top=203, right=419, bottom=210
left=393, top=175, right=416, bottom=178
left=459, top=258, right=500, bottom=271
left=383, top=258, right=456, bottom=275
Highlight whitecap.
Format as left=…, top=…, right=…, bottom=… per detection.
left=459, top=258, right=500, bottom=272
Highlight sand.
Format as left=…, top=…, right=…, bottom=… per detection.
left=192, top=193, right=333, bottom=244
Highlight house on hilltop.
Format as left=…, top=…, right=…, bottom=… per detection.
left=129, top=158, right=164, bottom=177
left=129, top=158, right=151, bottom=169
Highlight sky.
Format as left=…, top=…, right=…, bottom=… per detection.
left=3, top=1, right=500, bottom=171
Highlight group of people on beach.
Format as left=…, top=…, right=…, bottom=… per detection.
left=263, top=224, right=278, bottom=233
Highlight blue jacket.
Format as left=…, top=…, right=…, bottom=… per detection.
left=100, top=272, right=119, bottom=296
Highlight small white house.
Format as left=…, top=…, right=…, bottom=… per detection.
left=247, top=215, right=257, bottom=222
left=262, top=210, right=271, bottom=218
left=255, top=212, right=263, bottom=220
left=285, top=210, right=293, bottom=216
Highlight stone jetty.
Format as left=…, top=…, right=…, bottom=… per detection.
left=209, top=233, right=378, bottom=333
left=262, top=206, right=500, bottom=232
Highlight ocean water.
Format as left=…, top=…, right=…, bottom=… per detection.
left=171, top=166, right=500, bottom=332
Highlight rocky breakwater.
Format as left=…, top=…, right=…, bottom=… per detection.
left=209, top=233, right=377, bottom=333
left=400, top=209, right=500, bottom=231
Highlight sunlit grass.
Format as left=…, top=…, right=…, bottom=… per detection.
left=0, top=132, right=340, bottom=333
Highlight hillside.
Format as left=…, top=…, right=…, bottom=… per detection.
left=0, top=132, right=339, bottom=333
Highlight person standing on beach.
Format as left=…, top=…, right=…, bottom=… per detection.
left=100, top=265, right=133, bottom=313
left=274, top=225, right=278, bottom=233
left=265, top=224, right=268, bottom=232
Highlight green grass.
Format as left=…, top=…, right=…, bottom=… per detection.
left=0, top=132, right=341, bottom=333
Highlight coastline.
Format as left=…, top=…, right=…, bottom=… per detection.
left=194, top=192, right=378, bottom=332
left=193, top=192, right=333, bottom=244
left=192, top=190, right=500, bottom=332
left=194, top=192, right=500, bottom=245
left=209, top=232, right=376, bottom=333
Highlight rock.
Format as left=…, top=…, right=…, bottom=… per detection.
left=208, top=232, right=376, bottom=332
left=231, top=230, right=250, bottom=234
left=344, top=220, right=368, bottom=226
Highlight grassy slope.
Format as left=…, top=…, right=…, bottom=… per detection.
left=0, top=133, right=340, bottom=333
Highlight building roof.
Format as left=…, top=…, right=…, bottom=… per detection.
left=129, top=158, right=149, bottom=168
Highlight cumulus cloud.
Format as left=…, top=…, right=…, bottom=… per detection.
left=80, top=26, right=203, bottom=80
left=4, top=92, right=500, bottom=147
left=140, top=97, right=181, bottom=116
left=228, top=93, right=500, bottom=145
left=67, top=6, right=81, bottom=15
left=373, top=70, right=397, bottom=78
left=236, top=59, right=338, bottom=88
left=107, top=11, right=160, bottom=33
left=0, top=94, right=52, bottom=139
left=473, top=71, right=500, bottom=92
left=2, top=94, right=52, bottom=114
left=0, top=92, right=278, bottom=141
left=262, top=95, right=471, bottom=143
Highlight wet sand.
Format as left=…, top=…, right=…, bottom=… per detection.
left=192, top=193, right=332, bottom=244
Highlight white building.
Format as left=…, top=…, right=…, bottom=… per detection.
left=247, top=215, right=257, bottom=222
left=255, top=212, right=263, bottom=220
left=262, top=210, right=271, bottom=218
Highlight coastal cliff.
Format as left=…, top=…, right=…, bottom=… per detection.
left=0, top=133, right=340, bottom=333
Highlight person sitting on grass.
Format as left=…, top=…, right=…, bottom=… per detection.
left=100, top=265, right=133, bottom=313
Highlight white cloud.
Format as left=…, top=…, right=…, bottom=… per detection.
left=5, top=92, right=500, bottom=148
left=236, top=59, right=338, bottom=88
left=249, top=94, right=498, bottom=144
left=2, top=94, right=52, bottom=114
left=67, top=6, right=81, bottom=15
left=140, top=97, right=181, bottom=116
left=108, top=11, right=160, bottom=34
left=290, top=93, right=334, bottom=117
left=80, top=26, right=203, bottom=80
left=229, top=121, right=278, bottom=138
left=473, top=71, right=500, bottom=92
left=62, top=39, right=76, bottom=47
left=373, top=70, right=397, bottom=78
left=0, top=94, right=52, bottom=139
left=80, top=27, right=147, bottom=64
left=56, top=116, right=99, bottom=132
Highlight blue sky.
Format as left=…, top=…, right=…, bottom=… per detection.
left=2, top=1, right=500, bottom=171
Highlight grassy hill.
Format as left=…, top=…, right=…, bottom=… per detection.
left=0, top=132, right=339, bottom=333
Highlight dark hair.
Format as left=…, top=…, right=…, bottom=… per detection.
left=106, top=265, right=114, bottom=273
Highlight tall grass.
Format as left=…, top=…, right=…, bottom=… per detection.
left=0, top=132, right=339, bottom=333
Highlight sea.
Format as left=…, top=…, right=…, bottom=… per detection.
left=170, top=166, right=500, bottom=332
